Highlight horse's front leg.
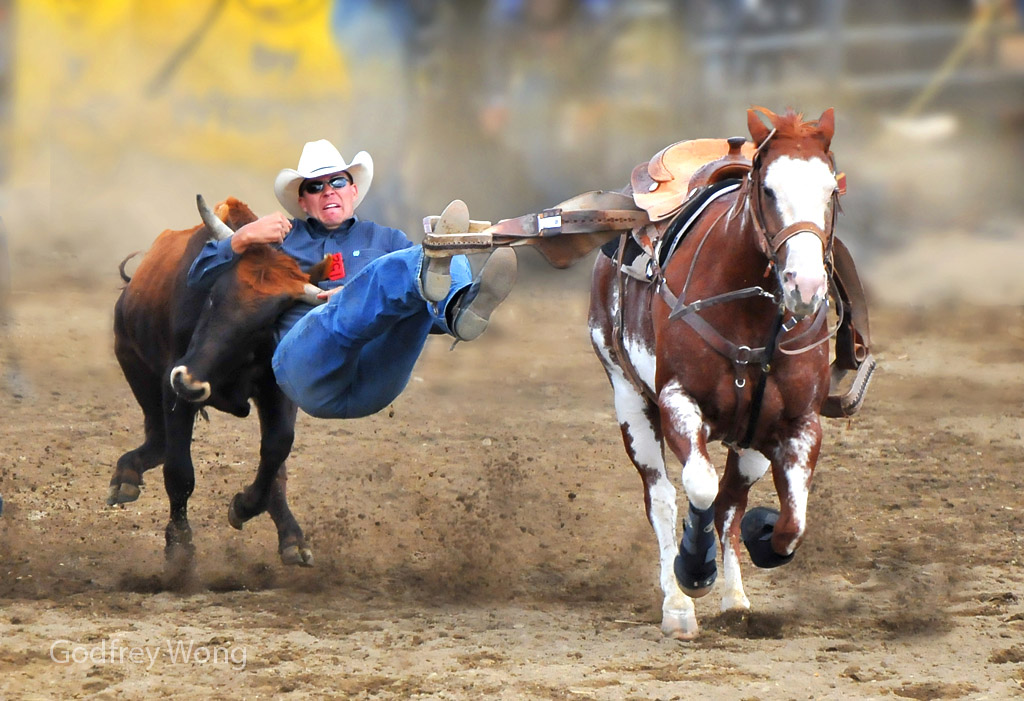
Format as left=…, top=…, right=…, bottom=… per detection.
left=606, top=370, right=698, bottom=640
left=743, top=414, right=822, bottom=568
left=716, top=448, right=772, bottom=612
left=659, top=379, right=720, bottom=600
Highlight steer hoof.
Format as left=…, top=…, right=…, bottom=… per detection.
left=741, top=506, right=795, bottom=569
left=227, top=494, right=247, bottom=530
left=280, top=544, right=314, bottom=568
left=106, top=482, right=141, bottom=506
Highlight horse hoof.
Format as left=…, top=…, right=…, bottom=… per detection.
left=741, top=506, right=795, bottom=568
left=661, top=614, right=699, bottom=641
left=280, top=545, right=314, bottom=568
left=227, top=495, right=246, bottom=530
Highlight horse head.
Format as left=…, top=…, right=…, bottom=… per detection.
left=746, top=107, right=838, bottom=318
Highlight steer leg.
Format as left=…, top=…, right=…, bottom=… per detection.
left=267, top=465, right=312, bottom=567
left=109, top=343, right=166, bottom=504
left=162, top=390, right=198, bottom=568
left=227, top=383, right=312, bottom=567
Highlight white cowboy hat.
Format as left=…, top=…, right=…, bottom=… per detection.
left=273, top=139, right=374, bottom=220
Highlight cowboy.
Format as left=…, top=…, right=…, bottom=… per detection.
left=188, top=139, right=516, bottom=419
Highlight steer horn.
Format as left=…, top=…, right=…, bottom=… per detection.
left=196, top=194, right=235, bottom=242
left=301, top=284, right=327, bottom=306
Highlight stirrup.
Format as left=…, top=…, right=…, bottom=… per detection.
left=423, top=211, right=494, bottom=257
left=821, top=353, right=876, bottom=418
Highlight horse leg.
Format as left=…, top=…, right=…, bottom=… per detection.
left=109, top=344, right=166, bottom=505
left=226, top=383, right=312, bottom=567
left=162, top=391, right=198, bottom=569
left=716, top=448, right=772, bottom=611
left=658, top=379, right=720, bottom=600
left=743, top=415, right=822, bottom=567
left=605, top=371, right=699, bottom=640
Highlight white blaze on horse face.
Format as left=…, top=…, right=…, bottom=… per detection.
left=660, top=380, right=717, bottom=511
left=764, top=155, right=835, bottom=316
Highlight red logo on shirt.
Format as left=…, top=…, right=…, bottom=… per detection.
left=327, top=252, right=345, bottom=281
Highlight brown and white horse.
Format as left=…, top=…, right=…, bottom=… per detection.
left=590, top=107, right=840, bottom=639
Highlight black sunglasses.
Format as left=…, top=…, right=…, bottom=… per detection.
left=301, top=175, right=351, bottom=195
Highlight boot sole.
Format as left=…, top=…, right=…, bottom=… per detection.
left=454, top=248, right=517, bottom=341
left=422, top=200, right=470, bottom=302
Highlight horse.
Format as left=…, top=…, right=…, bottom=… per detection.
left=589, top=107, right=842, bottom=639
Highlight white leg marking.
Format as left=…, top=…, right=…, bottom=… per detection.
left=719, top=506, right=750, bottom=611
left=660, top=379, right=717, bottom=511
left=774, top=424, right=817, bottom=555
left=737, top=449, right=771, bottom=484
left=592, top=323, right=697, bottom=638
left=719, top=450, right=770, bottom=611
left=623, top=332, right=656, bottom=391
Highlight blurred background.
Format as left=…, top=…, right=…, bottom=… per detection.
left=0, top=0, right=1023, bottom=300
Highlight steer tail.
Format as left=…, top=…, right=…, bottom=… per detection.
left=118, top=251, right=143, bottom=283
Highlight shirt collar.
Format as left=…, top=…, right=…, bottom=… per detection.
left=303, top=215, right=358, bottom=237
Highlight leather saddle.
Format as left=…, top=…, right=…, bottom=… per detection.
left=630, top=137, right=755, bottom=223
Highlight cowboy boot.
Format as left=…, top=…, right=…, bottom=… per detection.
left=421, top=199, right=494, bottom=302
left=448, top=247, right=517, bottom=342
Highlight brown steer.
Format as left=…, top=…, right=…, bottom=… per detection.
left=111, top=196, right=324, bottom=568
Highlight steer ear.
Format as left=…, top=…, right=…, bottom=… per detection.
left=197, top=194, right=235, bottom=242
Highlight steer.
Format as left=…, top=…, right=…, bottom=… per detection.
left=110, top=195, right=324, bottom=568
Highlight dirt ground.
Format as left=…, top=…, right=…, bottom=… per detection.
left=0, top=267, right=1023, bottom=699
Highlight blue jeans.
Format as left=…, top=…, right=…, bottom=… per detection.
left=272, top=246, right=471, bottom=419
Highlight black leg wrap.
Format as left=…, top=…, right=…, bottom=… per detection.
left=741, top=506, right=795, bottom=568
left=674, top=503, right=717, bottom=594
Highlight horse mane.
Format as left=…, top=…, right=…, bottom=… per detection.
left=755, top=106, right=834, bottom=149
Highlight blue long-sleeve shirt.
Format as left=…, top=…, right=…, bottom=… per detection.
left=188, top=216, right=413, bottom=292
left=187, top=215, right=414, bottom=337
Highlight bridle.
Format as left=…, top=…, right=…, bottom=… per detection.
left=743, top=128, right=840, bottom=266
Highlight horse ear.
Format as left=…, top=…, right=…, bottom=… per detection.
left=747, top=106, right=773, bottom=146
left=816, top=108, right=835, bottom=149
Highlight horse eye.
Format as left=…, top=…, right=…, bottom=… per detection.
left=763, top=187, right=777, bottom=199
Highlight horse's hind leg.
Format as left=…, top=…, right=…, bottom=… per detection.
left=606, top=370, right=698, bottom=639
left=716, top=448, right=772, bottom=611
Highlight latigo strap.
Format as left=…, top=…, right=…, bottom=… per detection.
left=422, top=191, right=650, bottom=269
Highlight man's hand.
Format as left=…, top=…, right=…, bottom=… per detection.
left=230, top=213, right=292, bottom=254
left=316, top=287, right=342, bottom=301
